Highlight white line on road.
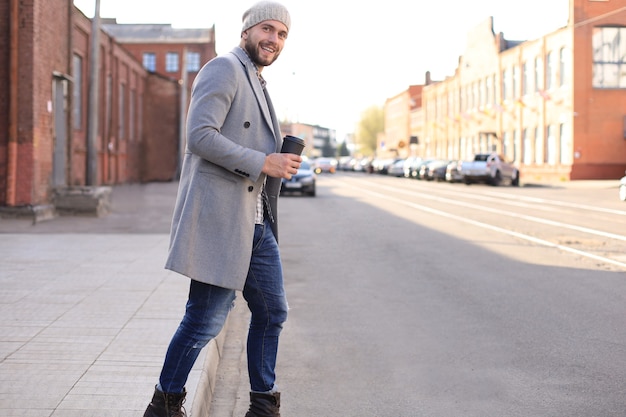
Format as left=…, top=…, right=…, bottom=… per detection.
left=364, top=181, right=626, bottom=243
left=480, top=190, right=626, bottom=216
left=336, top=179, right=626, bottom=270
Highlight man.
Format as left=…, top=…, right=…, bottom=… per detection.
left=143, top=2, right=300, bottom=416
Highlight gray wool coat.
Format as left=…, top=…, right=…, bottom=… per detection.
left=165, top=47, right=283, bottom=291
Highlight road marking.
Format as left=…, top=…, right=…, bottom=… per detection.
left=363, top=181, right=626, bottom=243
left=480, top=190, right=626, bottom=216
left=335, top=179, right=626, bottom=270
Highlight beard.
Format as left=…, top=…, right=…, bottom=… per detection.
left=244, top=38, right=281, bottom=67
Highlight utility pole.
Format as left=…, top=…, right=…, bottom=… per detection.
left=86, top=0, right=101, bottom=185
left=177, top=47, right=188, bottom=180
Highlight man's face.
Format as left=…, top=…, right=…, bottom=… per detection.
left=242, top=20, right=288, bottom=68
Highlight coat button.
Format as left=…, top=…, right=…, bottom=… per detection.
left=248, top=186, right=254, bottom=192
left=244, top=121, right=251, bottom=128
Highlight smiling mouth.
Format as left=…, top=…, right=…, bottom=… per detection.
left=261, top=44, right=276, bottom=54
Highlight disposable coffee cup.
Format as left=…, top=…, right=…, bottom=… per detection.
left=281, top=135, right=305, bottom=155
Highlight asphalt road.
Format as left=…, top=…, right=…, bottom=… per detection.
left=219, top=172, right=626, bottom=417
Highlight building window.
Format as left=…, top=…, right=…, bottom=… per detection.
left=143, top=53, right=156, bottom=71
left=459, top=86, right=464, bottom=112
left=106, top=75, right=112, bottom=137
left=502, top=69, right=508, bottom=101
left=546, top=125, right=557, bottom=164
left=522, top=61, right=529, bottom=96
left=472, top=82, right=477, bottom=109
left=166, top=52, right=179, bottom=72
left=458, top=87, right=463, bottom=112
left=119, top=83, right=125, bottom=140
left=512, top=66, right=518, bottom=99
left=513, top=129, right=519, bottom=162
left=138, top=93, right=143, bottom=142
left=534, top=126, right=542, bottom=164
left=592, top=27, right=626, bottom=88
left=72, top=54, right=82, bottom=129
left=523, top=128, right=532, bottom=164
left=534, top=57, right=541, bottom=92
left=130, top=89, right=135, bottom=141
left=187, top=52, right=201, bottom=72
left=559, top=123, right=572, bottom=164
left=484, top=77, right=489, bottom=106
left=559, top=47, right=567, bottom=87
left=502, top=131, right=510, bottom=159
left=546, top=51, right=554, bottom=90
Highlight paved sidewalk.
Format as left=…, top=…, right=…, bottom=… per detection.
left=0, top=182, right=241, bottom=416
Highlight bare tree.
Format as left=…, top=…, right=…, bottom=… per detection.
left=356, top=105, right=383, bottom=155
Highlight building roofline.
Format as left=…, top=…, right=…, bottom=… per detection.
left=102, top=22, right=214, bottom=44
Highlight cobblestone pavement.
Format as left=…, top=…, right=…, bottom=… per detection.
left=0, top=181, right=239, bottom=416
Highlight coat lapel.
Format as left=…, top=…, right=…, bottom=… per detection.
left=231, top=48, right=277, bottom=143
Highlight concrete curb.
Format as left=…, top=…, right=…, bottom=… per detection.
left=190, top=311, right=231, bottom=416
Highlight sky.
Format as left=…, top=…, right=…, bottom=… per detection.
left=73, top=0, right=570, bottom=140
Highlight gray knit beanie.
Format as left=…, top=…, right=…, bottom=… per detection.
left=241, top=1, right=291, bottom=33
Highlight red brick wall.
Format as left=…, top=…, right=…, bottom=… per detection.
left=104, top=42, right=149, bottom=184
left=0, top=0, right=72, bottom=206
left=571, top=0, right=626, bottom=179
left=33, top=0, right=72, bottom=203
left=121, top=41, right=216, bottom=87
left=0, top=0, right=10, bottom=204
left=142, top=73, right=179, bottom=182
left=0, top=1, right=188, bottom=209
left=71, top=7, right=179, bottom=187
left=70, top=9, right=92, bottom=186
left=9, top=0, right=37, bottom=206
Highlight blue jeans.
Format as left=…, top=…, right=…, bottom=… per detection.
left=158, top=219, right=288, bottom=393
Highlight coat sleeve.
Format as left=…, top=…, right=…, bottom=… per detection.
left=185, top=56, right=268, bottom=182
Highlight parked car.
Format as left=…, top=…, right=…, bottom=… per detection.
left=353, top=157, right=370, bottom=172
left=371, top=158, right=398, bottom=175
left=620, top=171, right=626, bottom=201
left=445, top=160, right=464, bottom=183
left=426, top=159, right=450, bottom=181
left=337, top=156, right=353, bottom=171
left=416, top=158, right=439, bottom=180
left=313, top=157, right=336, bottom=174
left=408, top=159, right=432, bottom=179
left=461, top=153, right=520, bottom=186
left=387, top=159, right=407, bottom=177
left=403, top=157, right=422, bottom=178
left=280, top=160, right=316, bottom=196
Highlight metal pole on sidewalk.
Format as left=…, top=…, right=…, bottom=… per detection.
left=86, top=0, right=101, bottom=185
left=177, top=47, right=188, bottom=180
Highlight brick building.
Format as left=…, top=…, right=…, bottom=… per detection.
left=0, top=0, right=216, bottom=217
left=382, top=84, right=424, bottom=158
left=1, top=0, right=73, bottom=212
left=383, top=0, right=626, bottom=181
left=101, top=21, right=215, bottom=89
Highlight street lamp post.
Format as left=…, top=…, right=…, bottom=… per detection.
left=86, top=0, right=101, bottom=185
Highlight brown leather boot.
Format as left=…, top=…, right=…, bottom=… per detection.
left=143, top=385, right=187, bottom=417
left=245, top=392, right=281, bottom=417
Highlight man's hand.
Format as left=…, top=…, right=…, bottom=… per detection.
left=262, top=153, right=302, bottom=179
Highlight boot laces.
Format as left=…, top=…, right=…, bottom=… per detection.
left=167, top=394, right=186, bottom=417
